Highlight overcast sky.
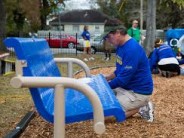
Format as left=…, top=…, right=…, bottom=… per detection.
left=63, top=0, right=121, bottom=10
left=64, top=0, right=98, bottom=10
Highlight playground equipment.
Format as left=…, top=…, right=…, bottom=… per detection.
left=0, top=53, right=15, bottom=76
left=178, top=35, right=184, bottom=55
left=166, top=29, right=184, bottom=55
left=4, top=37, right=125, bottom=138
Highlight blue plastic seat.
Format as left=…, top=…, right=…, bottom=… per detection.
left=4, top=37, right=126, bottom=124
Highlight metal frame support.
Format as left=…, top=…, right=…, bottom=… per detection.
left=10, top=76, right=106, bottom=138
left=15, top=60, right=27, bottom=76
left=54, top=84, right=65, bottom=138
left=54, top=58, right=91, bottom=77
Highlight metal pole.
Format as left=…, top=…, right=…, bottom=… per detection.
left=54, top=58, right=91, bottom=77
left=140, top=0, right=143, bottom=31
left=54, top=84, right=65, bottom=138
left=76, top=33, right=78, bottom=56
left=58, top=12, right=62, bottom=49
left=67, top=61, right=73, bottom=78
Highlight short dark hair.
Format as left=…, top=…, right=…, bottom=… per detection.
left=117, top=27, right=127, bottom=35
left=102, top=25, right=127, bottom=40
left=108, top=26, right=127, bottom=35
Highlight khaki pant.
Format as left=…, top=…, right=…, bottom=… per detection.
left=114, top=88, right=150, bottom=111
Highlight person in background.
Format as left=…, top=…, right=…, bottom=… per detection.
left=104, top=25, right=154, bottom=122
left=81, top=25, right=94, bottom=61
left=103, top=37, right=112, bottom=61
left=149, top=38, right=180, bottom=77
left=127, top=20, right=141, bottom=43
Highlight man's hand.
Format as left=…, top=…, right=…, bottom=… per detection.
left=103, top=73, right=115, bottom=81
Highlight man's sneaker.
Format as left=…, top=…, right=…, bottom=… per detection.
left=91, top=57, right=95, bottom=60
left=103, top=57, right=107, bottom=60
left=89, top=57, right=95, bottom=61
left=139, top=101, right=154, bottom=122
left=161, top=71, right=172, bottom=78
left=83, top=58, right=88, bottom=62
left=161, top=71, right=167, bottom=77
left=166, top=71, right=172, bottom=78
left=106, top=57, right=110, bottom=61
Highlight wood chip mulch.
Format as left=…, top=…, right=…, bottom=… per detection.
left=20, top=67, right=184, bottom=138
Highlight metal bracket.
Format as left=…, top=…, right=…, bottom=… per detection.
left=15, top=60, right=27, bottom=76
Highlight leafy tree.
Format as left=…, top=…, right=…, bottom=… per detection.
left=20, top=0, right=40, bottom=32
left=0, top=0, right=6, bottom=51
left=4, top=0, right=65, bottom=34
left=97, top=0, right=127, bottom=25
left=159, top=0, right=184, bottom=8
left=5, top=0, right=29, bottom=36
left=97, top=0, right=116, bottom=16
left=13, top=8, right=26, bottom=36
left=39, top=0, right=65, bottom=29
left=157, top=0, right=184, bottom=28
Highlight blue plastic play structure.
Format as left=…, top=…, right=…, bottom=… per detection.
left=166, top=29, right=184, bottom=57
left=166, top=28, right=184, bottom=46
left=4, top=37, right=125, bottom=124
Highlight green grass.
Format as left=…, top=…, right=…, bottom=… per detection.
left=0, top=53, right=115, bottom=137
left=57, top=54, right=116, bottom=76
left=0, top=74, right=33, bottom=137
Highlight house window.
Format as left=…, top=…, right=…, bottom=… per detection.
left=95, top=26, right=100, bottom=33
left=58, top=25, right=64, bottom=31
left=73, top=25, right=79, bottom=32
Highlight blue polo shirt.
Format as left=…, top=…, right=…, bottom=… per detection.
left=109, top=38, right=153, bottom=95
left=149, top=44, right=177, bottom=71
left=81, top=31, right=90, bottom=40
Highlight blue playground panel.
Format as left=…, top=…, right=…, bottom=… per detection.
left=4, top=37, right=126, bottom=124
left=166, top=28, right=184, bottom=46
left=166, top=29, right=184, bottom=56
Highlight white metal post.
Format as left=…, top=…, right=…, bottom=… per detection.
left=15, top=60, right=27, bottom=76
left=67, top=61, right=73, bottom=78
left=54, top=58, right=91, bottom=77
left=54, top=84, right=65, bottom=138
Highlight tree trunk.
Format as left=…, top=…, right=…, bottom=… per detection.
left=40, top=0, right=49, bottom=30
left=0, top=0, right=7, bottom=52
left=144, top=0, right=156, bottom=55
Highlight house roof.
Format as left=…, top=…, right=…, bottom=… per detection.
left=49, top=9, right=123, bottom=26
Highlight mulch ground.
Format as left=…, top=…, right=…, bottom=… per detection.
left=20, top=67, right=184, bottom=138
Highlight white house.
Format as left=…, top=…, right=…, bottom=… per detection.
left=48, top=9, right=122, bottom=37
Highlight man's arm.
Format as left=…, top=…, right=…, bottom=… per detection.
left=104, top=72, right=116, bottom=81
left=108, top=48, right=140, bottom=89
